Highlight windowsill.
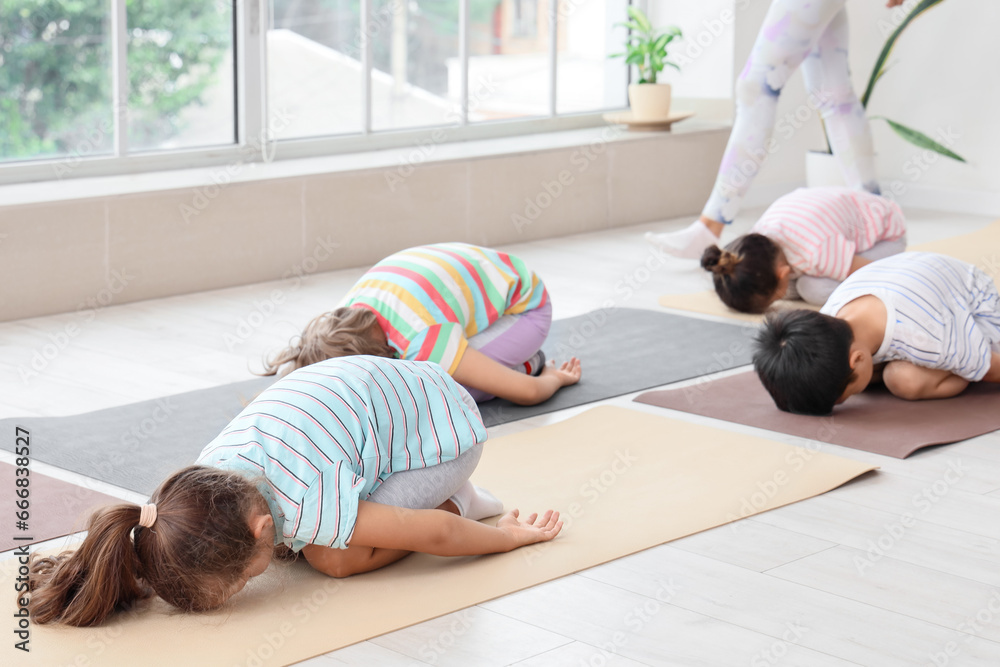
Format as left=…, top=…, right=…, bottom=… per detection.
left=0, top=118, right=730, bottom=208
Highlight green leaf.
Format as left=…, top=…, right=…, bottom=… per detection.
left=650, top=54, right=663, bottom=73
left=654, top=34, right=669, bottom=52
left=862, top=0, right=945, bottom=108
left=872, top=116, right=966, bottom=162
left=664, top=60, right=681, bottom=71
left=615, top=21, right=643, bottom=33
left=625, top=51, right=645, bottom=66
left=627, top=6, right=653, bottom=34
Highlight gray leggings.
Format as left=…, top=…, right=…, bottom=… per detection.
left=794, top=237, right=907, bottom=306
left=366, top=386, right=483, bottom=510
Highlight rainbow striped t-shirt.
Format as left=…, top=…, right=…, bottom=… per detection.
left=340, top=243, right=549, bottom=374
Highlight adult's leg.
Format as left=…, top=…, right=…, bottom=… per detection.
left=800, top=8, right=879, bottom=194
left=462, top=301, right=553, bottom=402
left=649, top=0, right=846, bottom=258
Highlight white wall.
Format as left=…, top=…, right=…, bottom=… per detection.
left=847, top=0, right=1000, bottom=210
left=734, top=0, right=1000, bottom=212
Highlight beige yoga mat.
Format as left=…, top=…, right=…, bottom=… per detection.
left=634, top=371, right=1000, bottom=459
left=658, top=218, right=1000, bottom=322
left=2, top=406, right=874, bottom=666
left=0, top=463, right=122, bottom=552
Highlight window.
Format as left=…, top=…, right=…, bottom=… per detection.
left=0, top=0, right=645, bottom=183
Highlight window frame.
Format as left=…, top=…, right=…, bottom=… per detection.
left=0, top=0, right=632, bottom=186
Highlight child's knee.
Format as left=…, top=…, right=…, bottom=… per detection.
left=882, top=363, right=927, bottom=400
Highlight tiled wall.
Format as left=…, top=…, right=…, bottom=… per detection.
left=0, top=129, right=728, bottom=322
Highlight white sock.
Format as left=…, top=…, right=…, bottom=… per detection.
left=449, top=480, right=504, bottom=520
left=645, top=220, right=720, bottom=259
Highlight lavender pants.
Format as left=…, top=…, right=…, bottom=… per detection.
left=462, top=301, right=553, bottom=402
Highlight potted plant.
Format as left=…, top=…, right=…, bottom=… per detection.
left=610, top=7, right=682, bottom=121
left=807, top=0, right=965, bottom=186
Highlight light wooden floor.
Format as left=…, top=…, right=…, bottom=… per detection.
left=3, top=206, right=1000, bottom=666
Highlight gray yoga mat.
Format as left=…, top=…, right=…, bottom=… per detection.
left=477, top=307, right=755, bottom=426
left=0, top=377, right=275, bottom=496
left=0, top=308, right=754, bottom=494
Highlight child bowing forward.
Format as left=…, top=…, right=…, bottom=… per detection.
left=264, top=243, right=581, bottom=405
left=701, top=187, right=906, bottom=313
left=754, top=252, right=1000, bottom=414
left=27, top=356, right=562, bottom=627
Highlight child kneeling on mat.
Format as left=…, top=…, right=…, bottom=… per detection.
left=701, top=187, right=907, bottom=313
left=263, top=242, right=581, bottom=405
left=27, top=356, right=562, bottom=627
left=753, top=252, right=1000, bottom=415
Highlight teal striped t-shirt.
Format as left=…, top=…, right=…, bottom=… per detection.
left=196, top=356, right=488, bottom=551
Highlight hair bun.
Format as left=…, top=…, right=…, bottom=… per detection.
left=701, top=246, right=740, bottom=276
left=700, top=245, right=723, bottom=272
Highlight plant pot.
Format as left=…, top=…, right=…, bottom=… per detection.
left=805, top=150, right=847, bottom=188
left=628, top=83, right=672, bottom=121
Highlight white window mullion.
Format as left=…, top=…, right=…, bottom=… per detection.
left=238, top=0, right=267, bottom=156
left=459, top=0, right=469, bottom=125
left=361, top=0, right=373, bottom=134
left=548, top=0, right=557, bottom=117
left=111, top=0, right=129, bottom=156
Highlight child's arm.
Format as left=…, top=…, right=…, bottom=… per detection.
left=847, top=255, right=873, bottom=276
left=882, top=361, right=969, bottom=400
left=302, top=501, right=562, bottom=578
left=982, top=352, right=1000, bottom=383
left=452, top=347, right=581, bottom=405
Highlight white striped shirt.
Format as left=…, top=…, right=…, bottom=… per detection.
left=196, top=356, right=487, bottom=551
left=753, top=187, right=907, bottom=281
left=821, top=252, right=1000, bottom=381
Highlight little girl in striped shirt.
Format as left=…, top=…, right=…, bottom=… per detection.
left=701, top=187, right=907, bottom=313
left=27, top=356, right=562, bottom=626
left=264, top=243, right=581, bottom=405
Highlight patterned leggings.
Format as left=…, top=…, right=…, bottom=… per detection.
left=703, top=0, right=879, bottom=224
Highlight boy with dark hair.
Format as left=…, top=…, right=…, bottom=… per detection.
left=753, top=252, right=1000, bottom=415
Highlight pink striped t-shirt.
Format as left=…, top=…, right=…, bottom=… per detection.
left=751, top=187, right=906, bottom=281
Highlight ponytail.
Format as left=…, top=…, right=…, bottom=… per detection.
left=261, top=306, right=397, bottom=377
left=700, top=233, right=781, bottom=314
left=27, top=466, right=269, bottom=626
left=27, top=505, right=149, bottom=627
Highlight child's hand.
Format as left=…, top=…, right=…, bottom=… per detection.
left=497, top=509, right=563, bottom=549
left=541, top=357, right=582, bottom=388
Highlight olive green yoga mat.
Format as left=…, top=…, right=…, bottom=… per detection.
left=634, top=371, right=1000, bottom=458
left=0, top=406, right=875, bottom=666
left=0, top=309, right=755, bottom=494
left=0, top=463, right=121, bottom=552
left=658, top=218, right=1000, bottom=322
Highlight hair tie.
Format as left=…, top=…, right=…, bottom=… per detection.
left=138, top=503, right=158, bottom=528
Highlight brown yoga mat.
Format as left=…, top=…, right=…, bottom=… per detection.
left=1, top=406, right=874, bottom=665
left=658, top=218, right=1000, bottom=322
left=0, top=463, right=122, bottom=552
left=634, top=371, right=1000, bottom=459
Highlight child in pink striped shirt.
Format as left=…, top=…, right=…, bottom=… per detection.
left=700, top=187, right=907, bottom=313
